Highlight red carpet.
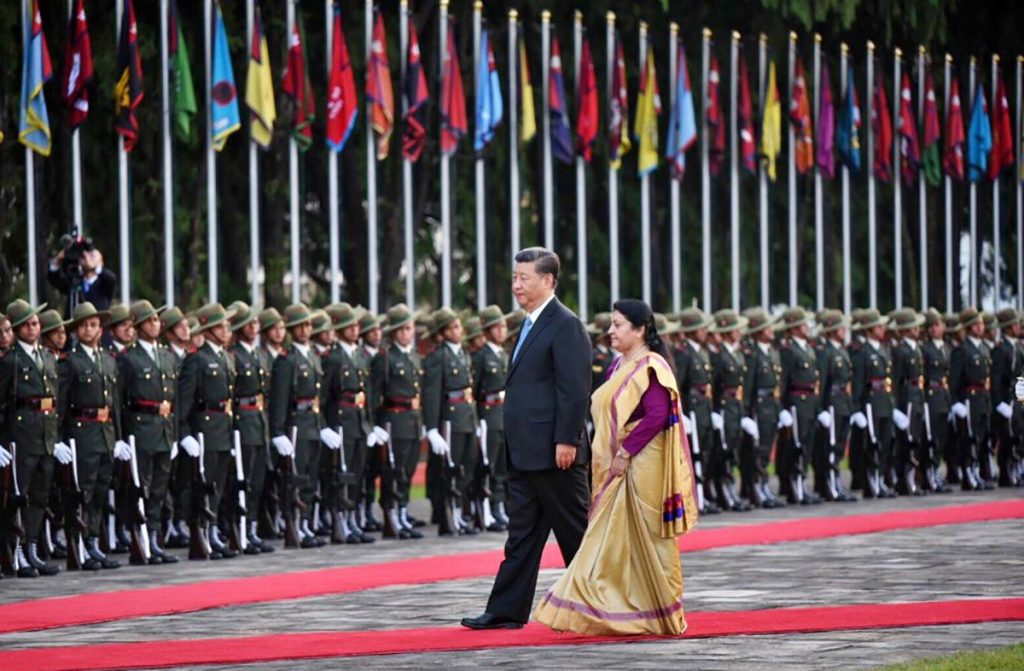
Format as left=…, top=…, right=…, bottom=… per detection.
left=1, top=499, right=1020, bottom=635
left=1, top=598, right=1021, bottom=670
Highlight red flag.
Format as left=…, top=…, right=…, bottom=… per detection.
left=440, top=21, right=467, bottom=156
left=575, top=37, right=598, bottom=163
left=63, top=0, right=94, bottom=129
left=366, top=11, right=394, bottom=160
left=607, top=31, right=629, bottom=168
left=326, top=5, right=358, bottom=153
left=114, top=0, right=143, bottom=151
left=944, top=77, right=965, bottom=181
left=401, top=19, right=429, bottom=161
left=707, top=56, right=725, bottom=175
left=872, top=72, right=893, bottom=182
left=989, top=73, right=1013, bottom=180
left=281, top=18, right=315, bottom=149
left=738, top=53, right=756, bottom=174
left=790, top=59, right=814, bottom=174
left=898, top=73, right=920, bottom=185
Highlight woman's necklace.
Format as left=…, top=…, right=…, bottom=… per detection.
left=623, top=345, right=650, bottom=366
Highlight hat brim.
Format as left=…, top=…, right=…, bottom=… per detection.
left=41, top=318, right=73, bottom=335
left=9, top=302, right=48, bottom=328
left=710, top=317, right=749, bottom=334
left=230, top=312, right=259, bottom=332
left=131, top=307, right=161, bottom=326
left=860, top=316, right=890, bottom=330
left=782, top=315, right=814, bottom=330
left=679, top=317, right=714, bottom=333
left=893, top=314, right=926, bottom=330
left=285, top=313, right=314, bottom=329
left=69, top=310, right=111, bottom=329
left=818, top=318, right=850, bottom=334
left=196, top=309, right=239, bottom=333
left=384, top=314, right=415, bottom=333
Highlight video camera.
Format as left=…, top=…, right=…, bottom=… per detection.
left=56, top=227, right=95, bottom=284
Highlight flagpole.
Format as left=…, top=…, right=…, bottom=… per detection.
left=729, top=31, right=740, bottom=310
left=327, top=0, right=340, bottom=304
left=285, top=0, right=299, bottom=302
left=117, top=0, right=130, bottom=305
left=365, top=0, right=379, bottom=311
left=893, top=47, right=902, bottom=310
left=23, top=0, right=38, bottom=305
left=918, top=46, right=928, bottom=310
left=1017, top=55, right=1023, bottom=310
left=247, top=1, right=259, bottom=305
left=574, top=11, right=588, bottom=320
left=669, top=24, right=681, bottom=313
left=944, top=54, right=953, bottom=312
left=992, top=54, right=1001, bottom=307
left=608, top=13, right=620, bottom=304
left=161, top=0, right=175, bottom=306
left=439, top=0, right=452, bottom=307
left=400, top=0, right=414, bottom=308
left=702, top=27, right=712, bottom=311
left=813, top=33, right=823, bottom=311
left=541, top=11, right=554, bottom=251
left=639, top=22, right=652, bottom=306
left=758, top=33, right=769, bottom=309
left=68, top=1, right=84, bottom=238
left=473, top=1, right=486, bottom=310
left=969, top=57, right=978, bottom=306
left=787, top=31, right=797, bottom=306
left=509, top=9, right=520, bottom=304
left=840, top=42, right=851, bottom=318
left=204, top=0, right=218, bottom=302
left=867, top=41, right=877, bottom=309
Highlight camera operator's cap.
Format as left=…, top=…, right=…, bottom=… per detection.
left=432, top=307, right=459, bottom=334
left=228, top=302, right=259, bottom=331
left=283, top=303, right=314, bottom=329
left=325, top=302, right=359, bottom=329
left=383, top=303, right=415, bottom=333
left=6, top=299, right=47, bottom=328
left=743, top=307, right=776, bottom=334
left=778, top=306, right=813, bottom=331
left=258, top=307, right=283, bottom=332
left=479, top=305, right=506, bottom=330
left=676, top=307, right=713, bottom=333
left=858, top=308, right=889, bottom=330
left=654, top=313, right=682, bottom=337
left=310, top=309, right=333, bottom=335
left=193, top=302, right=237, bottom=333
left=817, top=309, right=849, bottom=334
left=923, top=307, right=944, bottom=327
left=129, top=300, right=161, bottom=326
left=995, top=307, right=1020, bottom=329
left=462, top=316, right=483, bottom=341
left=107, top=303, right=132, bottom=327
left=890, top=308, right=926, bottom=331
left=359, top=311, right=381, bottom=335
left=38, top=309, right=70, bottom=335
left=159, top=305, right=186, bottom=331
left=944, top=311, right=964, bottom=331
left=710, top=309, right=749, bottom=334
left=68, top=302, right=110, bottom=329
left=586, top=312, right=611, bottom=336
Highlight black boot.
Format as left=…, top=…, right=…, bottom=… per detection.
left=209, top=525, right=238, bottom=559
left=15, top=544, right=39, bottom=578
left=86, top=536, right=121, bottom=569
left=248, top=522, right=274, bottom=553
left=150, top=529, right=179, bottom=564
left=26, top=542, right=60, bottom=576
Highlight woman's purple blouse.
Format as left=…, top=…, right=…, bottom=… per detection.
left=606, top=361, right=672, bottom=456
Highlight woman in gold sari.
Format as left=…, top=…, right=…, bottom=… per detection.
left=534, top=299, right=699, bottom=636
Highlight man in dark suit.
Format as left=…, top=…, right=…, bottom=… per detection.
left=462, top=247, right=592, bottom=630
left=48, top=248, right=117, bottom=311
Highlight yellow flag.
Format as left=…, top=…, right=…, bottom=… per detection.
left=245, top=11, right=276, bottom=149
left=634, top=46, right=661, bottom=176
left=761, top=61, right=782, bottom=182
left=519, top=39, right=536, bottom=144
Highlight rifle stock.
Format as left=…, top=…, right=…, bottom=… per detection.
left=61, top=440, right=87, bottom=570
left=229, top=430, right=248, bottom=553
left=280, top=426, right=301, bottom=548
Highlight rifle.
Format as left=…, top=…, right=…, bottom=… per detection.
left=188, top=434, right=214, bottom=560
left=687, top=411, right=707, bottom=512
left=865, top=403, right=882, bottom=496
left=125, top=436, right=151, bottom=565
left=228, top=430, right=248, bottom=553
left=60, top=439, right=88, bottom=570
left=471, top=419, right=492, bottom=531
left=789, top=405, right=806, bottom=503
left=0, top=443, right=27, bottom=575
left=826, top=406, right=839, bottom=500
left=330, top=425, right=358, bottom=543
left=279, top=426, right=301, bottom=548
left=382, top=421, right=400, bottom=502
left=443, top=420, right=461, bottom=531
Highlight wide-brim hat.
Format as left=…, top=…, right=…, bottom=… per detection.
left=586, top=311, right=611, bottom=336
left=258, top=307, right=283, bottom=332
left=432, top=307, right=459, bottom=334
left=742, top=307, right=777, bottom=333
left=817, top=309, right=849, bottom=334
left=779, top=306, right=813, bottom=330
left=160, top=305, right=187, bottom=331
left=325, top=302, right=359, bottom=330
left=359, top=311, right=381, bottom=335
left=193, top=303, right=238, bottom=333
left=283, top=303, right=314, bottom=329
left=130, top=300, right=161, bottom=326
left=959, top=307, right=983, bottom=328
left=983, top=311, right=997, bottom=329
left=923, top=307, right=944, bottom=328
left=890, top=307, right=926, bottom=331
left=39, top=309, right=70, bottom=335
left=108, top=303, right=132, bottom=327
left=383, top=303, right=416, bottom=332
left=479, top=305, right=507, bottom=330
left=229, top=301, right=259, bottom=331
left=6, top=299, right=47, bottom=328
left=68, top=302, right=110, bottom=329
left=310, top=310, right=334, bottom=335
left=463, top=316, right=483, bottom=341
left=859, top=308, right=889, bottom=330
left=710, top=309, right=749, bottom=334
left=676, top=307, right=713, bottom=333
left=654, top=313, right=682, bottom=337
left=944, top=312, right=963, bottom=331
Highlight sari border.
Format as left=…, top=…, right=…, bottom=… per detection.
left=539, top=590, right=685, bottom=623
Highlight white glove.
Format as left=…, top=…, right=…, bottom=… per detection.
left=319, top=427, right=342, bottom=450
left=0, top=445, right=11, bottom=469
left=366, top=433, right=379, bottom=448
left=850, top=411, right=868, bottom=429
left=475, top=424, right=484, bottom=439
left=113, top=440, right=133, bottom=461
left=893, top=409, right=910, bottom=431
left=372, top=426, right=389, bottom=444
left=272, top=435, right=295, bottom=457
left=179, top=435, right=201, bottom=458
left=951, top=402, right=968, bottom=419
left=777, top=409, right=794, bottom=429
left=740, top=417, right=759, bottom=439
left=426, top=428, right=449, bottom=455
left=817, top=411, right=832, bottom=428
left=681, top=414, right=693, bottom=434
left=170, top=442, right=179, bottom=460
left=710, top=412, right=724, bottom=431
left=997, top=401, right=1013, bottom=419
left=54, top=441, right=73, bottom=465
left=1016, top=378, right=1024, bottom=402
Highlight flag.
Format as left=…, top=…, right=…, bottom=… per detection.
left=575, top=37, right=598, bottom=162
left=366, top=10, right=393, bottom=159
left=402, top=18, right=428, bottom=161
left=816, top=60, right=835, bottom=178
left=989, top=74, right=1013, bottom=180
left=63, top=0, right=94, bottom=129
left=898, top=73, right=920, bottom=185
left=281, top=15, right=315, bottom=150
left=608, top=31, right=630, bottom=168
left=707, top=56, right=725, bottom=175
left=634, top=45, right=661, bottom=176
left=114, top=0, right=143, bottom=151
left=665, top=38, right=697, bottom=179
left=921, top=72, right=941, bottom=186
left=872, top=72, right=893, bottom=182
left=760, top=61, right=782, bottom=181
left=790, top=59, right=814, bottom=174
left=966, top=83, right=991, bottom=182
left=836, top=64, right=861, bottom=171
left=440, top=20, right=467, bottom=156
left=739, top=53, right=757, bottom=174
left=210, top=2, right=240, bottom=152
left=518, top=31, right=536, bottom=144
left=169, top=0, right=196, bottom=141
left=245, top=0, right=275, bottom=149
left=549, top=37, right=573, bottom=164
left=474, top=28, right=503, bottom=152
left=19, top=0, right=52, bottom=156
left=326, top=4, right=358, bottom=153
left=943, top=77, right=965, bottom=181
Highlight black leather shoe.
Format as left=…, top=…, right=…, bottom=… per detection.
left=460, top=612, right=525, bottom=630
left=300, top=536, right=321, bottom=549
left=82, top=557, right=103, bottom=571
left=17, top=565, right=39, bottom=578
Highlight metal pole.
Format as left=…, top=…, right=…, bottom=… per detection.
left=24, top=0, right=38, bottom=305
left=473, top=1, right=486, bottom=310
left=701, top=28, right=712, bottom=310
left=813, top=33, right=823, bottom=310
left=205, top=0, right=218, bottom=302
left=162, top=0, right=175, bottom=306
left=992, top=54, right=1001, bottom=308
left=970, top=57, right=978, bottom=306
left=918, top=46, right=928, bottom=309
left=541, top=11, right=553, bottom=250
left=841, top=42, right=851, bottom=317
left=327, top=0, right=340, bottom=303
left=117, top=0, right=130, bottom=304
left=669, top=24, right=681, bottom=312
left=248, top=0, right=258, bottom=306
left=401, top=0, right=414, bottom=308
left=944, top=54, right=953, bottom=312
left=867, top=41, right=877, bottom=308
left=640, top=23, right=651, bottom=306
left=366, top=0, right=379, bottom=312
left=509, top=9, right=520, bottom=305
left=787, top=32, right=797, bottom=305
left=1018, top=55, right=1023, bottom=309
left=758, top=33, right=769, bottom=309
left=287, top=0, right=300, bottom=303
left=68, top=0, right=84, bottom=237
left=439, top=0, right=451, bottom=307
left=607, top=14, right=620, bottom=303
left=574, top=11, right=587, bottom=320
left=894, top=47, right=902, bottom=309
left=729, top=31, right=740, bottom=310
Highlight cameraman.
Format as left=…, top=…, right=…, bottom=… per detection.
left=48, top=242, right=117, bottom=311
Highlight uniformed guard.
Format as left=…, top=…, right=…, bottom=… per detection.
left=673, top=307, right=718, bottom=514
left=160, top=307, right=191, bottom=362
left=472, top=305, right=510, bottom=532
left=107, top=304, right=135, bottom=355
left=160, top=306, right=191, bottom=549
left=39, top=309, right=69, bottom=356
left=847, top=309, right=869, bottom=490
left=259, top=308, right=287, bottom=360
left=815, top=310, right=857, bottom=502
left=921, top=308, right=953, bottom=493
left=709, top=309, right=753, bottom=512
left=357, top=310, right=384, bottom=533
left=741, top=308, right=784, bottom=508
left=256, top=307, right=284, bottom=540
left=587, top=313, right=615, bottom=393
left=950, top=308, right=994, bottom=490
left=889, top=309, right=927, bottom=496
left=850, top=308, right=896, bottom=498
left=777, top=306, right=824, bottom=505
left=991, top=308, right=1021, bottom=487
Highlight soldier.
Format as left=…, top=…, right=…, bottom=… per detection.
left=160, top=307, right=191, bottom=362
left=741, top=308, right=784, bottom=508
left=422, top=308, right=480, bottom=534
left=850, top=308, right=895, bottom=498
left=0, top=315, right=13, bottom=353
left=889, top=309, right=927, bottom=496
left=0, top=300, right=62, bottom=576
left=587, top=313, right=615, bottom=393
left=159, top=306, right=192, bottom=549
left=709, top=309, right=753, bottom=512
left=814, top=310, right=857, bottom=502
left=370, top=304, right=425, bottom=539
left=921, top=308, right=953, bottom=492
left=107, top=304, right=135, bottom=354
left=991, top=308, right=1020, bottom=487
left=673, top=307, right=719, bottom=514
left=357, top=310, right=384, bottom=532
left=847, top=309, right=869, bottom=490
left=311, top=310, right=335, bottom=358
left=361, top=312, right=384, bottom=358
left=39, top=310, right=69, bottom=356
left=57, top=302, right=124, bottom=569
left=259, top=308, right=287, bottom=360
left=472, top=306, right=510, bottom=532
left=777, top=307, right=824, bottom=505
left=942, top=312, right=965, bottom=484
left=950, top=308, right=993, bottom=490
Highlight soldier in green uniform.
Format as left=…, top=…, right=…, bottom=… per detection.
left=889, top=309, right=927, bottom=496
left=260, top=308, right=287, bottom=359
left=422, top=308, right=480, bottom=535
left=39, top=309, right=69, bottom=356
left=815, top=310, right=857, bottom=501
left=107, top=304, right=135, bottom=355
left=777, top=307, right=824, bottom=505
left=847, top=309, right=869, bottom=490
left=950, top=308, right=994, bottom=490
left=463, top=316, right=486, bottom=355
left=709, top=309, right=753, bottom=512
left=991, top=308, right=1020, bottom=487
left=741, top=308, right=783, bottom=508
left=357, top=310, right=384, bottom=533
left=850, top=308, right=895, bottom=498
left=921, top=308, right=953, bottom=492
left=370, top=304, right=425, bottom=539
left=472, top=305, right=509, bottom=532
left=673, top=307, right=718, bottom=514
left=160, top=307, right=191, bottom=362
left=0, top=300, right=62, bottom=576
left=587, top=313, right=615, bottom=394
left=159, top=306, right=191, bottom=549
left=255, top=307, right=284, bottom=539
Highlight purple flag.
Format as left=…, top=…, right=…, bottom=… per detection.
left=816, top=60, right=835, bottom=178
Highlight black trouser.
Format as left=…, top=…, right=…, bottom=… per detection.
left=341, top=435, right=367, bottom=513
left=294, top=439, right=321, bottom=522
left=486, top=465, right=589, bottom=623
left=363, top=445, right=382, bottom=507
left=202, top=450, right=233, bottom=520
left=485, top=428, right=508, bottom=504
left=814, top=409, right=850, bottom=496
left=858, top=420, right=893, bottom=490
left=77, top=447, right=114, bottom=538
left=449, top=431, right=476, bottom=501
left=135, top=448, right=172, bottom=528
left=242, top=443, right=269, bottom=512
left=380, top=438, right=419, bottom=509
left=169, top=452, right=192, bottom=523
left=15, top=449, right=54, bottom=540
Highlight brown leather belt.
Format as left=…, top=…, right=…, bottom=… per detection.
left=966, top=381, right=990, bottom=394
left=198, top=399, right=233, bottom=415
left=869, top=377, right=893, bottom=393
left=17, top=396, right=56, bottom=413
left=72, top=406, right=111, bottom=423
left=132, top=399, right=173, bottom=417
left=721, top=385, right=744, bottom=401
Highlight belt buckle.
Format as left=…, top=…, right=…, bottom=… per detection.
left=465, top=388, right=475, bottom=403
left=39, top=397, right=54, bottom=412
left=159, top=400, right=172, bottom=417
left=845, top=383, right=852, bottom=396
left=774, top=387, right=781, bottom=401
left=225, top=399, right=233, bottom=416
left=918, top=375, right=925, bottom=390
left=355, top=391, right=366, bottom=407
left=984, top=378, right=991, bottom=391
left=255, top=393, right=265, bottom=411
left=704, top=386, right=712, bottom=400
left=312, top=397, right=320, bottom=414
left=96, top=407, right=110, bottom=422
left=735, top=386, right=744, bottom=402
left=884, top=377, right=893, bottom=394
left=411, top=396, right=421, bottom=410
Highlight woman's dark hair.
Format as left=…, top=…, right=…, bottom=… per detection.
left=612, top=299, right=671, bottom=364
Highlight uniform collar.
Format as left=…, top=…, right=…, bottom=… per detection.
left=445, top=341, right=462, bottom=356
left=903, top=337, right=917, bottom=350
left=206, top=340, right=224, bottom=356
left=867, top=338, right=882, bottom=351
left=364, top=344, right=378, bottom=358
left=339, top=340, right=358, bottom=357
left=238, top=340, right=255, bottom=354
left=395, top=342, right=414, bottom=355
left=757, top=341, right=772, bottom=356
left=293, top=342, right=311, bottom=359
left=139, top=339, right=158, bottom=358
left=932, top=338, right=945, bottom=350
left=17, top=339, right=39, bottom=358
left=486, top=341, right=504, bottom=356
left=792, top=336, right=808, bottom=350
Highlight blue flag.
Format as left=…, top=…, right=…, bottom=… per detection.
left=474, top=29, right=503, bottom=152
left=836, top=65, right=861, bottom=171
left=211, top=1, right=240, bottom=152
left=548, top=37, right=573, bottom=164
left=966, top=83, right=992, bottom=182
left=19, top=0, right=53, bottom=156
left=665, top=41, right=696, bottom=179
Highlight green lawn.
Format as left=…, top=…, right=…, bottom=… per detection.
left=874, top=644, right=1024, bottom=671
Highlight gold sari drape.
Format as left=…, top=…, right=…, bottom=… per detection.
left=534, top=352, right=699, bottom=636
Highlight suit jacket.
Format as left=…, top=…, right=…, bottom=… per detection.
left=503, top=297, right=591, bottom=471
left=48, top=266, right=117, bottom=311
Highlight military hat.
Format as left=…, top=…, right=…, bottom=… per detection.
left=383, top=303, right=416, bottom=332
left=229, top=302, right=259, bottom=331
left=187, top=316, right=200, bottom=333
left=743, top=307, right=776, bottom=333
left=654, top=313, right=681, bottom=336
left=585, top=311, right=611, bottom=336
left=38, top=309, right=70, bottom=335
left=326, top=302, right=359, bottom=329
left=6, top=299, right=47, bottom=328
left=130, top=300, right=161, bottom=326
left=432, top=307, right=459, bottom=333
left=944, top=312, right=963, bottom=331
left=959, top=306, right=983, bottom=328
left=858, top=308, right=889, bottom=330
left=108, top=303, right=132, bottom=327
left=849, top=308, right=869, bottom=332
left=923, top=307, right=944, bottom=327
left=359, top=311, right=381, bottom=335
left=890, top=307, right=926, bottom=331
left=505, top=309, right=527, bottom=338
left=463, top=316, right=483, bottom=341
left=310, top=310, right=333, bottom=335
left=983, top=311, right=997, bottom=330
left=193, top=303, right=237, bottom=333
left=258, top=307, right=283, bottom=332
left=676, top=307, right=714, bottom=333
left=479, top=305, right=507, bottom=330
left=994, top=307, right=1020, bottom=329
left=67, top=302, right=110, bottom=329
left=816, top=309, right=849, bottom=334
left=710, top=309, right=749, bottom=334
left=778, top=306, right=813, bottom=330
left=283, top=303, right=314, bottom=329
left=160, top=306, right=187, bottom=331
